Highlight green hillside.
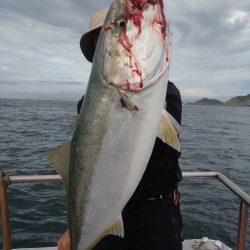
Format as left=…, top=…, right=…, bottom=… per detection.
left=191, top=98, right=224, bottom=105
left=225, top=94, right=250, bottom=106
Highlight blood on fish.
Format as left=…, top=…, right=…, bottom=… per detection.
left=126, top=0, right=166, bottom=38
left=130, top=0, right=147, bottom=10
left=124, top=2, right=144, bottom=34
left=148, top=0, right=160, bottom=5
left=132, top=63, right=143, bottom=88
left=125, top=80, right=130, bottom=90
left=119, top=33, right=133, bottom=55
left=122, top=63, right=143, bottom=91
left=148, top=0, right=167, bottom=39
left=118, top=0, right=168, bottom=92
left=131, top=13, right=144, bottom=33
left=104, top=25, right=112, bottom=31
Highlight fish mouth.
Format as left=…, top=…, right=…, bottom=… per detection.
left=101, top=0, right=172, bottom=92
left=119, top=41, right=172, bottom=92
left=123, top=0, right=171, bottom=92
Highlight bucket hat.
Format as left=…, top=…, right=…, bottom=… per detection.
left=80, top=8, right=109, bottom=62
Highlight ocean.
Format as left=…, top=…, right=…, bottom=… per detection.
left=0, top=98, right=249, bottom=249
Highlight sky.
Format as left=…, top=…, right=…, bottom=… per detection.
left=0, top=0, right=250, bottom=102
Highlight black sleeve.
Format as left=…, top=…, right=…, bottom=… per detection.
left=166, top=81, right=182, bottom=125
left=124, top=81, right=183, bottom=208
left=77, top=96, right=84, bottom=114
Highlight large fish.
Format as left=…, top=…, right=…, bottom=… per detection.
left=47, top=0, right=180, bottom=249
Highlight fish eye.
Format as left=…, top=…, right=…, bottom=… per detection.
left=119, top=20, right=126, bottom=28
left=116, top=19, right=127, bottom=29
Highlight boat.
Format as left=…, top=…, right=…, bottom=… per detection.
left=1, top=171, right=249, bottom=250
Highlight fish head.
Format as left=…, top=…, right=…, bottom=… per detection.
left=94, top=0, right=173, bottom=92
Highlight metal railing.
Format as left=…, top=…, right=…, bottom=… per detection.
left=0, top=171, right=249, bottom=250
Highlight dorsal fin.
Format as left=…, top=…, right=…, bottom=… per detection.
left=44, top=143, right=71, bottom=187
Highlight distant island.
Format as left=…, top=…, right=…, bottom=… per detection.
left=191, top=98, right=224, bottom=106
left=225, top=94, right=250, bottom=106
left=188, top=94, right=250, bottom=106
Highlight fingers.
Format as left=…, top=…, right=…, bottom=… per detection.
left=57, top=230, right=71, bottom=250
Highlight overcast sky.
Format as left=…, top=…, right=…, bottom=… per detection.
left=0, top=0, right=250, bottom=101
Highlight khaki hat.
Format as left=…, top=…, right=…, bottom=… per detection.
left=80, top=8, right=109, bottom=62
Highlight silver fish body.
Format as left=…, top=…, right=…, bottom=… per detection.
left=50, top=1, right=173, bottom=249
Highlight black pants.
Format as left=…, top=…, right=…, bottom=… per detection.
left=93, top=197, right=183, bottom=250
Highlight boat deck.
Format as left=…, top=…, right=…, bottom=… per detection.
left=12, top=239, right=232, bottom=250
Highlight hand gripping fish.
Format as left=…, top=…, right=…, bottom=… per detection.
left=46, top=0, right=180, bottom=249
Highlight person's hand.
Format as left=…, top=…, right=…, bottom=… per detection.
left=57, top=229, right=71, bottom=250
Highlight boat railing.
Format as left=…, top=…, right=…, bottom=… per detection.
left=0, top=171, right=249, bottom=250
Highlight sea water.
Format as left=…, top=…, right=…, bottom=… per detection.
left=0, top=98, right=249, bottom=249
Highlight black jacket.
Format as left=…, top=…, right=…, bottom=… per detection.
left=124, top=81, right=182, bottom=208
left=77, top=81, right=182, bottom=207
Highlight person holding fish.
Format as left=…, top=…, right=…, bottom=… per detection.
left=54, top=1, right=183, bottom=250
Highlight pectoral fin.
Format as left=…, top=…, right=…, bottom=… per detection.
left=108, top=81, right=139, bottom=111
left=118, top=89, right=139, bottom=111
left=44, top=143, right=71, bottom=187
left=157, top=110, right=181, bottom=152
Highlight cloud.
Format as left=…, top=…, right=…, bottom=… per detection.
left=226, top=10, right=249, bottom=24
left=0, top=0, right=249, bottom=100
left=167, top=0, right=250, bottom=99
left=0, top=66, right=9, bottom=71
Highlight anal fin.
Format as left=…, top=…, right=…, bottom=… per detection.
left=108, top=215, right=124, bottom=237
left=87, top=215, right=124, bottom=249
